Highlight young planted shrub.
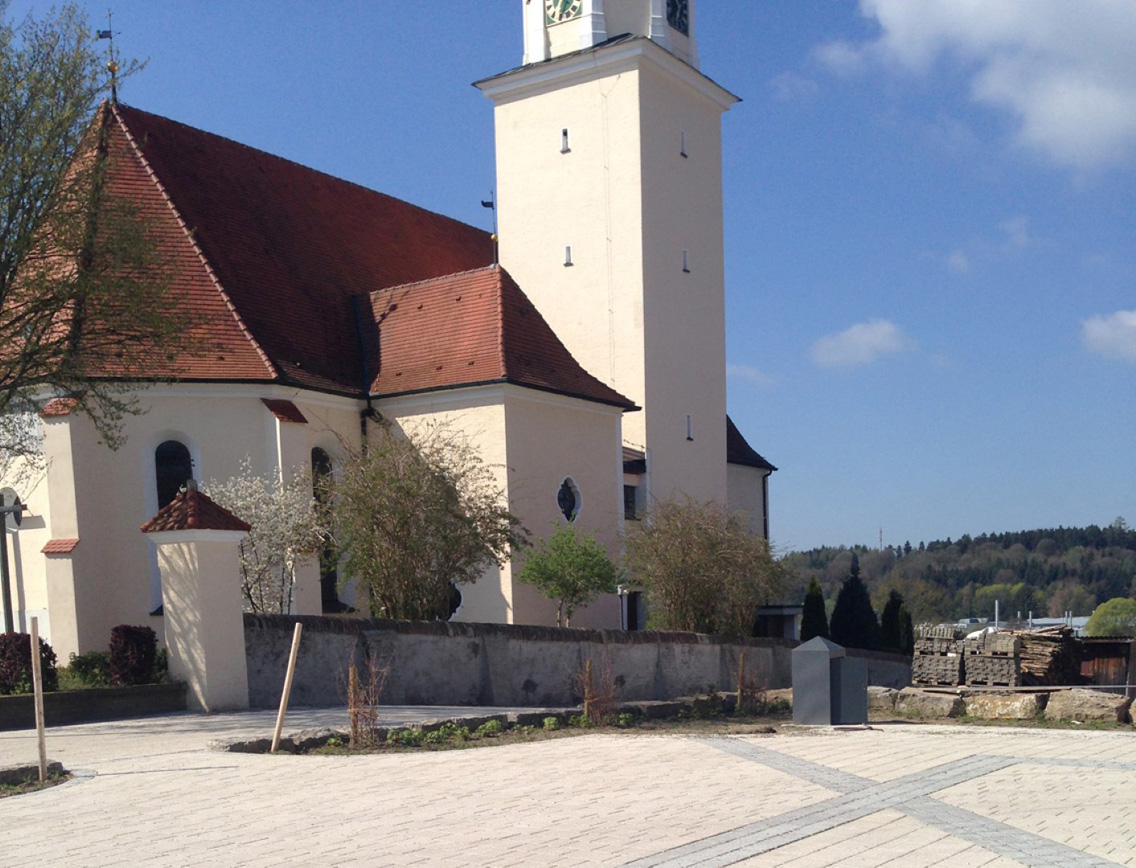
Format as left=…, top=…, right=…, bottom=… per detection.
left=68, top=650, right=112, bottom=687
left=0, top=633, right=59, bottom=694
left=109, top=625, right=158, bottom=685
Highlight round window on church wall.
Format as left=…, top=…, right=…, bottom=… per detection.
left=558, top=477, right=580, bottom=523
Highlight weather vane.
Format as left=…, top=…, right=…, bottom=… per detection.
left=96, top=9, right=119, bottom=104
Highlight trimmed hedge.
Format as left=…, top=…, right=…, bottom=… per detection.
left=0, top=632, right=58, bottom=695
left=109, top=625, right=157, bottom=686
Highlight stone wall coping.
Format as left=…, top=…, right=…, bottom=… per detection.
left=243, top=613, right=796, bottom=648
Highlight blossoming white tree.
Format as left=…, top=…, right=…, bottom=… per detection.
left=205, top=457, right=329, bottom=614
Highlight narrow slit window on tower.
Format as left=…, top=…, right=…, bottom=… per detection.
left=561, top=127, right=571, bottom=153
left=564, top=244, right=574, bottom=267
left=682, top=250, right=690, bottom=273
left=686, top=414, right=694, bottom=441
left=680, top=130, right=688, bottom=157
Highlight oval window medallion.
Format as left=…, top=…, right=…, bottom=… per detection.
left=558, top=477, right=581, bottom=522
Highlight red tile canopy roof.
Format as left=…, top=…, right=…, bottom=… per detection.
left=363, top=267, right=635, bottom=408
left=140, top=486, right=252, bottom=534
left=260, top=399, right=307, bottom=423
left=42, top=539, right=80, bottom=554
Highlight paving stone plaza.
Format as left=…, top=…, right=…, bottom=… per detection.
left=2, top=709, right=1134, bottom=867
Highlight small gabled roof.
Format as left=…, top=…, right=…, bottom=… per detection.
left=363, top=266, right=636, bottom=409
left=140, top=486, right=251, bottom=534
left=726, top=415, right=776, bottom=471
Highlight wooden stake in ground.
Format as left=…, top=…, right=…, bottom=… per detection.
left=29, top=617, right=47, bottom=782
left=737, top=651, right=746, bottom=711
left=583, top=658, right=593, bottom=722
left=271, top=622, right=303, bottom=753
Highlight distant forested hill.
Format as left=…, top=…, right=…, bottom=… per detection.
left=780, top=519, right=1136, bottom=624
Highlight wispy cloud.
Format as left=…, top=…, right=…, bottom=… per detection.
left=999, top=216, right=1031, bottom=250
left=947, top=250, right=970, bottom=273
left=811, top=320, right=913, bottom=367
left=1082, top=311, right=1136, bottom=363
left=828, top=1, right=1136, bottom=170
left=769, top=71, right=819, bottom=103
left=727, top=364, right=776, bottom=388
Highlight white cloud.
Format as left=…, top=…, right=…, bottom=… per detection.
left=1082, top=311, right=1136, bottom=363
left=769, top=71, right=819, bottom=102
left=811, top=320, right=913, bottom=367
left=727, top=363, right=776, bottom=388
left=947, top=250, right=970, bottom=273
left=844, top=0, right=1136, bottom=170
left=999, top=215, right=1031, bottom=250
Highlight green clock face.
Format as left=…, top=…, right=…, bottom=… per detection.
left=545, top=0, right=583, bottom=25
left=667, top=0, right=689, bottom=36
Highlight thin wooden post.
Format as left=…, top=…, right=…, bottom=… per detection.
left=29, top=617, right=47, bottom=782
left=271, top=622, right=303, bottom=753
left=737, top=651, right=746, bottom=712
left=348, top=664, right=360, bottom=747
left=583, top=658, right=593, bottom=722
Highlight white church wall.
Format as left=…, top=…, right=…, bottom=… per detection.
left=727, top=463, right=770, bottom=541
left=8, top=385, right=364, bottom=660
left=501, top=388, right=625, bottom=629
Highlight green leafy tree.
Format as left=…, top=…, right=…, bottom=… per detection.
left=1084, top=597, right=1136, bottom=638
left=800, top=576, right=829, bottom=641
left=625, top=498, right=791, bottom=639
left=517, top=525, right=618, bottom=627
left=1, top=3, right=185, bottom=469
left=332, top=424, right=525, bottom=621
left=829, top=553, right=881, bottom=650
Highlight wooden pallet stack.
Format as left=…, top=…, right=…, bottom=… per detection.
left=912, top=626, right=963, bottom=686
left=963, top=632, right=1022, bottom=687
left=1015, top=626, right=1082, bottom=686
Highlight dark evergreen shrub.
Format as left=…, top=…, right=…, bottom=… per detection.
left=880, top=589, right=905, bottom=653
left=898, top=604, right=915, bottom=656
left=829, top=554, right=881, bottom=651
left=0, top=632, right=59, bottom=694
left=109, top=625, right=158, bottom=685
left=800, top=576, right=830, bottom=641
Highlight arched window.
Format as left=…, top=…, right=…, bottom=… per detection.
left=312, top=447, right=344, bottom=611
left=154, top=440, right=193, bottom=509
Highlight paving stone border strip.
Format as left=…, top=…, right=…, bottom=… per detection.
left=624, top=738, right=1126, bottom=868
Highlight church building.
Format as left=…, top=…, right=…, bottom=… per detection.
left=2, top=0, right=775, bottom=661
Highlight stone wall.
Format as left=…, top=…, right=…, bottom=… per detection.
left=244, top=615, right=910, bottom=710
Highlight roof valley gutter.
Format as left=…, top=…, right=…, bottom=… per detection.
left=351, top=294, right=374, bottom=451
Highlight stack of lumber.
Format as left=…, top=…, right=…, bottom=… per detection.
left=1014, top=626, right=1082, bottom=686
left=913, top=627, right=963, bottom=686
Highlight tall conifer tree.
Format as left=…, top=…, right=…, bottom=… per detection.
left=829, top=553, right=882, bottom=650
left=800, top=576, right=829, bottom=641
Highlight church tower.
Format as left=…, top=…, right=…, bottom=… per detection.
left=477, top=0, right=736, bottom=506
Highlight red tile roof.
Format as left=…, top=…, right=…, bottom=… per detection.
left=726, top=415, right=776, bottom=471
left=140, top=487, right=252, bottom=534
left=363, top=267, right=635, bottom=408
left=260, top=398, right=307, bottom=423
left=39, top=397, right=79, bottom=418
left=41, top=539, right=80, bottom=554
left=109, top=104, right=495, bottom=394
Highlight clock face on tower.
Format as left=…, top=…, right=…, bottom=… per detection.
left=667, top=0, right=689, bottom=35
left=545, top=0, right=583, bottom=25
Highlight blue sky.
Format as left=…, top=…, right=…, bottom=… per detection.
left=11, top=1, right=1135, bottom=552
